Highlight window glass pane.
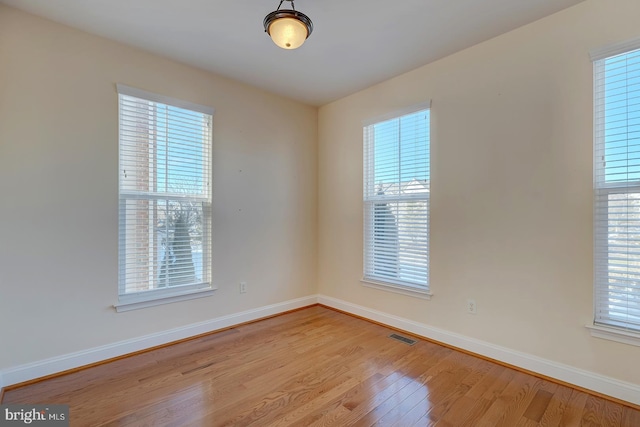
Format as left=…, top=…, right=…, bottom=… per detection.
left=603, top=50, right=640, bottom=183
left=594, top=47, right=640, bottom=331
left=364, top=107, right=430, bottom=290
left=372, top=111, right=430, bottom=195
left=118, top=90, right=212, bottom=297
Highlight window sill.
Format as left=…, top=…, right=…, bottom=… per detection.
left=114, top=286, right=216, bottom=312
left=361, top=279, right=432, bottom=300
left=586, top=324, right=640, bottom=348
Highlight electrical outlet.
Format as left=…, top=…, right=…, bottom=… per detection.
left=240, top=281, right=247, bottom=293
left=467, top=299, right=477, bottom=314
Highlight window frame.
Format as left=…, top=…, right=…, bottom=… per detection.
left=591, top=38, right=640, bottom=344
left=362, top=102, right=432, bottom=298
left=114, top=84, right=215, bottom=312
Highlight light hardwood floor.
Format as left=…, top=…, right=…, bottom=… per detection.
left=3, top=305, right=640, bottom=426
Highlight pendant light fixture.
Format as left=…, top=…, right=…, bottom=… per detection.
left=264, top=0, right=313, bottom=50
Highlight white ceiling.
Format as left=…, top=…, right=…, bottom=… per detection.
left=1, top=0, right=585, bottom=106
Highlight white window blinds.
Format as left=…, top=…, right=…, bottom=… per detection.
left=593, top=44, right=640, bottom=332
left=363, top=106, right=430, bottom=291
left=117, top=85, right=213, bottom=300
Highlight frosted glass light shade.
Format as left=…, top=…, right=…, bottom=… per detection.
left=264, top=8, right=313, bottom=50
left=268, top=17, right=308, bottom=49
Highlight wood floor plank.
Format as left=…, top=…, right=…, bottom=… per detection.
left=602, top=400, right=626, bottom=427
left=473, top=372, right=537, bottom=427
left=558, top=388, right=590, bottom=426
left=397, top=366, right=475, bottom=425
left=522, top=388, right=554, bottom=422
left=420, top=357, right=490, bottom=423
left=261, top=376, right=362, bottom=427
left=307, top=403, right=352, bottom=427
left=463, top=363, right=509, bottom=400
left=373, top=351, right=474, bottom=425
left=453, top=398, right=496, bottom=427
left=436, top=395, right=478, bottom=426
left=327, top=373, right=419, bottom=426
left=3, top=305, right=639, bottom=426
left=290, top=373, right=388, bottom=427
left=478, top=365, right=518, bottom=401
left=537, top=384, right=574, bottom=427
left=623, top=405, right=640, bottom=426
left=580, top=395, right=624, bottom=427
left=346, top=373, right=432, bottom=426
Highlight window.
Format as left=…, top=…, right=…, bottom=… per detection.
left=116, top=84, right=214, bottom=311
left=593, top=41, right=640, bottom=334
left=363, top=104, right=431, bottom=296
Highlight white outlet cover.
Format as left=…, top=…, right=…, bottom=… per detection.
left=467, top=299, right=477, bottom=314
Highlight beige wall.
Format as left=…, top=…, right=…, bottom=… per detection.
left=0, top=5, right=317, bottom=370
left=318, top=0, right=640, bottom=385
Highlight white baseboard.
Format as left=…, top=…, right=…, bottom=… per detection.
left=317, top=295, right=640, bottom=406
left=2, top=294, right=639, bottom=407
left=0, top=295, right=318, bottom=389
